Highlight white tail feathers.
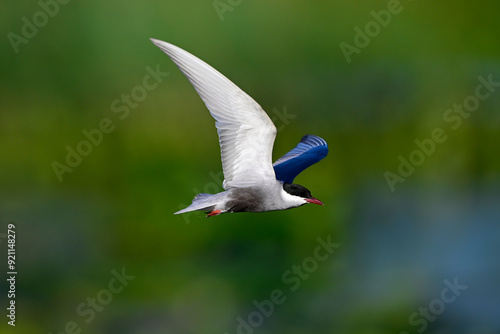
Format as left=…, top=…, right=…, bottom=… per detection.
left=174, top=193, right=222, bottom=215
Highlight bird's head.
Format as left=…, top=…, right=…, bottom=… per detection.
left=282, top=183, right=324, bottom=206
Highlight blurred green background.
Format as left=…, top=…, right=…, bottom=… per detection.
left=1, top=1, right=499, bottom=333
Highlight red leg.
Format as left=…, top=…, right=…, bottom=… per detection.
left=207, top=210, right=222, bottom=217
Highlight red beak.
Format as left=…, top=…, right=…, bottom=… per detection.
left=305, top=197, right=324, bottom=206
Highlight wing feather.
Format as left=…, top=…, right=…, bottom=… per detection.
left=151, top=39, right=277, bottom=189
left=273, top=135, right=328, bottom=183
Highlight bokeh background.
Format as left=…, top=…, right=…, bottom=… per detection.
left=1, top=1, right=499, bottom=333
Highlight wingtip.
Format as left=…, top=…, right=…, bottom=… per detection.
left=150, top=38, right=180, bottom=56
left=301, top=134, right=327, bottom=146
left=150, top=38, right=163, bottom=46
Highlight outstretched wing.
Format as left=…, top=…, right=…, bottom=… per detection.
left=273, top=135, right=328, bottom=183
left=151, top=39, right=277, bottom=189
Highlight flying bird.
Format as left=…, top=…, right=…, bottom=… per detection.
left=150, top=39, right=328, bottom=217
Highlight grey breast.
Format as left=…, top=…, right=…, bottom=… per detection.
left=226, top=187, right=265, bottom=212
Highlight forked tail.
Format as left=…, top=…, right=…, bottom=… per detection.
left=174, top=193, right=222, bottom=215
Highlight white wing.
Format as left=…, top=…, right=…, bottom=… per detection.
left=151, top=39, right=277, bottom=189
